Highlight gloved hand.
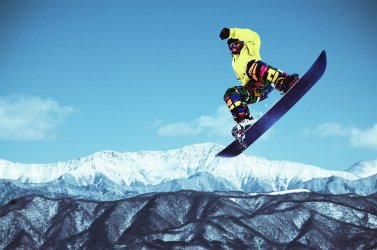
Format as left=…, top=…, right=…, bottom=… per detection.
left=219, top=28, right=230, bottom=40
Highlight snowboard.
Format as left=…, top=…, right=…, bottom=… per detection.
left=216, top=50, right=327, bottom=158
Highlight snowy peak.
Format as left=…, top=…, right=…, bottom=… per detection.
left=0, top=159, right=72, bottom=183
left=0, top=143, right=222, bottom=186
left=346, top=158, right=377, bottom=178
left=209, top=153, right=359, bottom=191
left=0, top=143, right=376, bottom=196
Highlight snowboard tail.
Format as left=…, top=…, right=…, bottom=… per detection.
left=217, top=50, right=327, bottom=158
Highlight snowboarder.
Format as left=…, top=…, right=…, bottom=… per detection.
left=220, top=27, right=299, bottom=140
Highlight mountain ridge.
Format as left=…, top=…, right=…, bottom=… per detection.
left=0, top=143, right=376, bottom=204
left=1, top=143, right=371, bottom=184
left=1, top=190, right=376, bottom=249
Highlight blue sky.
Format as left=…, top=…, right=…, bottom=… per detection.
left=1, top=0, right=376, bottom=171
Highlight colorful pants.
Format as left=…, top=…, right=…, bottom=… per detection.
left=224, top=60, right=290, bottom=123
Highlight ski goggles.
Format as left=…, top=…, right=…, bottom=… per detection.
left=229, top=40, right=244, bottom=54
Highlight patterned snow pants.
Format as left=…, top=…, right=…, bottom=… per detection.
left=224, top=60, right=291, bottom=123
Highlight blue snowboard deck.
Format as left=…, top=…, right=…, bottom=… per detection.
left=217, top=50, right=327, bottom=158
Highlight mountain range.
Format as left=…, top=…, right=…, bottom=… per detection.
left=0, top=143, right=376, bottom=205
left=1, top=190, right=376, bottom=249
left=1, top=143, right=376, bottom=249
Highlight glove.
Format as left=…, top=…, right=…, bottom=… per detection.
left=219, top=28, right=230, bottom=40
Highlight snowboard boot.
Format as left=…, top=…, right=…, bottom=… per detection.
left=231, top=118, right=254, bottom=141
left=277, top=73, right=300, bottom=94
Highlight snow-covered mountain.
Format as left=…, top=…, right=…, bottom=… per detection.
left=0, top=143, right=376, bottom=204
left=347, top=158, right=377, bottom=178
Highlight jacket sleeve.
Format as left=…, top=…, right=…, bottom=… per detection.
left=228, top=28, right=258, bottom=42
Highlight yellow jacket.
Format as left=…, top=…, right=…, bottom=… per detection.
left=229, top=28, right=261, bottom=86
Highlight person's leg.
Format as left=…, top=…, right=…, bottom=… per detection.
left=223, top=85, right=270, bottom=123
left=224, top=84, right=272, bottom=139
left=247, top=60, right=299, bottom=93
left=224, top=85, right=253, bottom=123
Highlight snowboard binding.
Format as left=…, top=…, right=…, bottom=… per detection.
left=231, top=119, right=253, bottom=149
left=277, top=74, right=300, bottom=94
left=231, top=124, right=246, bottom=141
left=232, top=125, right=248, bottom=150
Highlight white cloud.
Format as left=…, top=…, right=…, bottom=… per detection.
left=0, top=95, right=74, bottom=141
left=157, top=106, right=233, bottom=137
left=349, top=124, right=377, bottom=150
left=304, top=122, right=377, bottom=151
left=156, top=105, right=275, bottom=140
left=304, top=122, right=349, bottom=137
